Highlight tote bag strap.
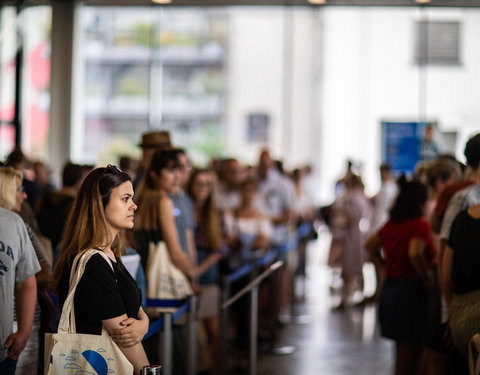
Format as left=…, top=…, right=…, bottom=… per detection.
left=59, top=249, right=114, bottom=335
left=469, top=333, right=480, bottom=375
left=68, top=249, right=114, bottom=288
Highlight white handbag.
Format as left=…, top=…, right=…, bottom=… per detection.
left=146, top=241, right=193, bottom=315
left=44, top=249, right=134, bottom=375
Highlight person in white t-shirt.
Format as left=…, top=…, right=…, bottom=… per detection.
left=366, top=164, right=398, bottom=302
left=0, top=167, right=40, bottom=375
left=217, top=158, right=243, bottom=212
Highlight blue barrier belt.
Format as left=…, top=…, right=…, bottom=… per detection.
left=273, top=236, right=298, bottom=254
left=228, top=263, right=254, bottom=283
left=143, top=317, right=163, bottom=340
left=227, top=246, right=283, bottom=283
left=173, top=301, right=190, bottom=324
left=258, top=248, right=278, bottom=267
left=297, top=222, right=312, bottom=239
left=142, top=299, right=191, bottom=340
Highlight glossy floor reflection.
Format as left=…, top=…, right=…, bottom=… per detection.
left=256, top=232, right=394, bottom=375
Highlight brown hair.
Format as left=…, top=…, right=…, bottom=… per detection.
left=135, top=149, right=181, bottom=231
left=427, top=159, right=461, bottom=188
left=52, top=166, right=131, bottom=292
left=136, top=189, right=164, bottom=231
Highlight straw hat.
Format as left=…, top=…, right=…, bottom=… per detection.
left=138, top=131, right=172, bottom=149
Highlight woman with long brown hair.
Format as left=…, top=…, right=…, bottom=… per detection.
left=133, top=149, right=196, bottom=369
left=186, top=168, right=224, bottom=373
left=134, top=148, right=196, bottom=280
left=52, top=165, right=149, bottom=375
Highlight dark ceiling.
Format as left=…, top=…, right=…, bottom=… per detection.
left=3, top=0, right=480, bottom=7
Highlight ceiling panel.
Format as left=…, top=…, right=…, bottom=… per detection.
left=3, top=0, right=480, bottom=7
left=83, top=0, right=480, bottom=6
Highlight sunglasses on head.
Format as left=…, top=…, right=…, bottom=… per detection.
left=106, top=164, right=123, bottom=174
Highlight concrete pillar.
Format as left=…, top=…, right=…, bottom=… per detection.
left=49, top=0, right=75, bottom=181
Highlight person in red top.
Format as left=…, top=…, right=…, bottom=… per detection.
left=366, top=179, right=436, bottom=375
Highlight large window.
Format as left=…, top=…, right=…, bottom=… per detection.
left=21, top=6, right=52, bottom=158
left=0, top=7, right=16, bottom=159
left=78, top=7, right=228, bottom=164
left=0, top=6, right=51, bottom=160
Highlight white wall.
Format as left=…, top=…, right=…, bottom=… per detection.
left=227, top=8, right=284, bottom=165
left=227, top=8, right=316, bottom=167
left=226, top=7, right=480, bottom=204
left=319, top=7, right=480, bottom=203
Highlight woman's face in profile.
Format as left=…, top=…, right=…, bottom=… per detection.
left=157, top=163, right=180, bottom=194
left=104, top=181, right=137, bottom=232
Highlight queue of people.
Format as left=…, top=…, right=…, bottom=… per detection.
left=3, top=129, right=480, bottom=375
left=0, top=130, right=318, bottom=375
left=324, top=133, right=480, bottom=375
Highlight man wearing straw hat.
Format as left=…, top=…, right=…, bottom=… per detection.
left=133, top=130, right=172, bottom=190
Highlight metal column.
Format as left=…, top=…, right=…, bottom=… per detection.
left=249, top=285, right=259, bottom=375
left=187, top=295, right=198, bottom=375
left=162, top=313, right=173, bottom=375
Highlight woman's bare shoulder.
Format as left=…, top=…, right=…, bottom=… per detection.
left=158, top=194, right=173, bottom=209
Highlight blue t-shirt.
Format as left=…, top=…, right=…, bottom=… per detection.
left=170, top=191, right=195, bottom=254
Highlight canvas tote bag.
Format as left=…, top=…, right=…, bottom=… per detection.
left=469, top=333, right=480, bottom=375
left=44, top=249, right=134, bottom=375
left=146, top=241, right=193, bottom=316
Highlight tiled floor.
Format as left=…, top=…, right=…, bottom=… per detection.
left=256, top=230, right=394, bottom=375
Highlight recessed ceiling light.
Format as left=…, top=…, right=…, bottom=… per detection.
left=308, top=0, right=327, bottom=4
left=152, top=0, right=172, bottom=4
left=415, top=0, right=431, bottom=3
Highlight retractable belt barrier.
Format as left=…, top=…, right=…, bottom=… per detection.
left=144, top=295, right=198, bottom=375
left=142, top=299, right=188, bottom=340
left=140, top=223, right=312, bottom=375
left=218, top=222, right=313, bottom=375
left=219, top=242, right=289, bottom=375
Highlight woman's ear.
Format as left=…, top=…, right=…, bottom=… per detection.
left=149, top=169, right=158, bottom=182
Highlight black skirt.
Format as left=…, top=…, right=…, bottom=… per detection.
left=379, top=277, right=428, bottom=343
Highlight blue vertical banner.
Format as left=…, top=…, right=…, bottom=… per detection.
left=381, top=121, right=429, bottom=176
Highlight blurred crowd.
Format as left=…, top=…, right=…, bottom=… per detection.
left=326, top=133, right=480, bottom=375
left=3, top=129, right=480, bottom=375
left=0, top=130, right=318, bottom=375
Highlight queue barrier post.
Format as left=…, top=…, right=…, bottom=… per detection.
left=187, top=295, right=198, bottom=375
left=221, top=260, right=284, bottom=375
left=161, top=312, right=173, bottom=375
left=218, top=252, right=266, bottom=374
left=249, top=285, right=259, bottom=375
left=283, top=223, right=313, bottom=325
left=143, top=298, right=195, bottom=375
left=219, top=274, right=231, bottom=375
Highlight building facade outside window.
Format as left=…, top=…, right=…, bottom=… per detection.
left=76, top=7, right=228, bottom=165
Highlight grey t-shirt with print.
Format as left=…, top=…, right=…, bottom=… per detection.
left=0, top=207, right=40, bottom=362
